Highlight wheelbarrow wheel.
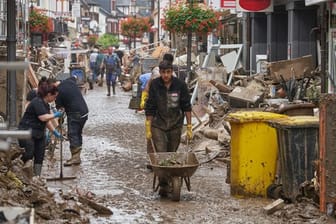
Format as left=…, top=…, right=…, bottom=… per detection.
left=171, top=176, right=182, bottom=201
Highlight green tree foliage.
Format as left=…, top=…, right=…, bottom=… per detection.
left=96, top=34, right=119, bottom=49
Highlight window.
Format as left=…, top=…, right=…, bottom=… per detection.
left=0, top=0, right=6, bottom=40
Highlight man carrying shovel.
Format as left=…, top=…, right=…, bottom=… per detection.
left=144, top=60, right=192, bottom=197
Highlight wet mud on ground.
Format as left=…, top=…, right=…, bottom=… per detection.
left=44, top=84, right=331, bottom=224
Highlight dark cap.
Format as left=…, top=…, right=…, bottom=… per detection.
left=159, top=60, right=173, bottom=70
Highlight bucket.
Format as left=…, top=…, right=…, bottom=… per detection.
left=132, top=84, right=138, bottom=98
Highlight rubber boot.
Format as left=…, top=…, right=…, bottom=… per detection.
left=99, top=73, right=104, bottom=87
left=107, top=84, right=111, bottom=96
left=64, top=147, right=82, bottom=166
left=33, top=163, right=42, bottom=176
left=89, top=81, right=93, bottom=90
left=112, top=84, right=116, bottom=95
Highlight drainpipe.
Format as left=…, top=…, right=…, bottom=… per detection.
left=7, top=0, right=17, bottom=128
left=186, top=0, right=193, bottom=82
left=320, top=3, right=327, bottom=93
left=157, top=0, right=160, bottom=44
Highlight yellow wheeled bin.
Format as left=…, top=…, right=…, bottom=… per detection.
left=225, top=111, right=287, bottom=197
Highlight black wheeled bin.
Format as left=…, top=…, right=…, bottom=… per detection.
left=268, top=116, right=319, bottom=202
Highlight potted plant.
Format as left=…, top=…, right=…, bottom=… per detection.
left=120, top=17, right=151, bottom=39
left=161, top=1, right=220, bottom=34
left=29, top=8, right=53, bottom=33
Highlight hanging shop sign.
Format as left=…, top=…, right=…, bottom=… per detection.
left=236, top=0, right=273, bottom=12
left=221, top=0, right=236, bottom=9
left=305, top=0, right=328, bottom=6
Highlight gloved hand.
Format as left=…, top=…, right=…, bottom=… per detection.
left=51, top=107, right=57, bottom=113
left=53, top=129, right=62, bottom=139
left=145, top=120, right=152, bottom=139
left=187, top=124, right=193, bottom=141
left=53, top=111, right=63, bottom=118
left=140, top=91, right=148, bottom=110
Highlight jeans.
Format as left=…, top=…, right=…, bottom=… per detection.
left=67, top=112, right=88, bottom=149
left=90, top=62, right=97, bottom=81
left=106, top=73, right=117, bottom=86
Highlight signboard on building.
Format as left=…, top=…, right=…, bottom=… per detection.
left=221, top=0, right=236, bottom=9
left=305, top=0, right=327, bottom=6
left=72, top=2, right=81, bottom=17
left=236, top=0, right=273, bottom=12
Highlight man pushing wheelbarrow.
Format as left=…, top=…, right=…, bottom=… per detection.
left=144, top=60, right=193, bottom=198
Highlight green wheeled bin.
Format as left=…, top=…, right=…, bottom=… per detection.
left=268, top=116, right=319, bottom=202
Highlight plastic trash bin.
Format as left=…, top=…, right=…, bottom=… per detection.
left=268, top=116, right=319, bottom=202
left=70, top=65, right=86, bottom=84
left=226, top=111, right=287, bottom=197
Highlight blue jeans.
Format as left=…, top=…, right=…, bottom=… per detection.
left=67, top=112, right=88, bottom=149
left=90, top=62, right=97, bottom=81
left=106, top=73, right=117, bottom=86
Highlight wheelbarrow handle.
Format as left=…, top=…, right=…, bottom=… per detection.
left=150, top=138, right=157, bottom=153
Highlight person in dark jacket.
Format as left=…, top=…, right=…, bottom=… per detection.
left=144, top=60, right=192, bottom=196
left=18, top=81, right=63, bottom=176
left=55, top=76, right=89, bottom=166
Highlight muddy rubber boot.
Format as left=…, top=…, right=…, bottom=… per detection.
left=106, top=84, right=111, bottom=96
left=112, top=85, right=116, bottom=95
left=98, top=78, right=103, bottom=87
left=64, top=147, right=82, bottom=166
left=23, top=160, right=33, bottom=179
left=89, top=81, right=93, bottom=90
left=33, top=163, right=42, bottom=176
left=98, top=74, right=104, bottom=87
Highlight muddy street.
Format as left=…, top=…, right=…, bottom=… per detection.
left=44, top=84, right=329, bottom=224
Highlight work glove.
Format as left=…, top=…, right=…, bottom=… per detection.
left=145, top=120, right=152, bottom=139
left=53, top=129, right=62, bottom=139
left=53, top=111, right=63, bottom=118
left=140, top=91, right=148, bottom=110
left=187, top=124, right=193, bottom=141
left=51, top=106, right=57, bottom=113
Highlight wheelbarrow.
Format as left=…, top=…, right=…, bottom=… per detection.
left=148, top=151, right=199, bottom=201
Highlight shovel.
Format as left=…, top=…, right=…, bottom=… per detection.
left=47, top=125, right=76, bottom=181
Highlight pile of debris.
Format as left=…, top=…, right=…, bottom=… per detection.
left=185, top=54, right=321, bottom=175
left=0, top=144, right=112, bottom=223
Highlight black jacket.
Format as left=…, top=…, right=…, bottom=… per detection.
left=55, top=77, right=89, bottom=116
left=145, top=77, right=191, bottom=131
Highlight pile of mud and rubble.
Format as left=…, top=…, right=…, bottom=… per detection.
left=0, top=144, right=112, bottom=223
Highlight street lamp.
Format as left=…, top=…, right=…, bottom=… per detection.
left=131, top=0, right=136, bottom=49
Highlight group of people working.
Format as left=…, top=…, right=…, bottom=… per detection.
left=18, top=76, right=88, bottom=177
left=18, top=48, right=193, bottom=199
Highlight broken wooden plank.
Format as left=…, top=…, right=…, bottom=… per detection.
left=268, top=55, right=313, bottom=83
left=27, top=64, right=38, bottom=88
left=263, top=198, right=285, bottom=215
left=78, top=196, right=113, bottom=215
left=228, top=86, right=264, bottom=108
left=209, top=80, right=233, bottom=93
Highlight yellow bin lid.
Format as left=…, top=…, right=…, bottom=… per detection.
left=268, top=116, right=319, bottom=129
left=225, top=111, right=287, bottom=123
